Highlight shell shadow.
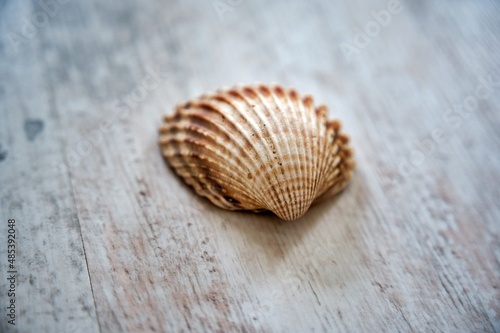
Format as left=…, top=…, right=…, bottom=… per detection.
left=223, top=172, right=369, bottom=264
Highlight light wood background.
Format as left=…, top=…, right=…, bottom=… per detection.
left=1, top=0, right=499, bottom=332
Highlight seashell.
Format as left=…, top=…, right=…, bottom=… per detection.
left=158, top=84, right=355, bottom=221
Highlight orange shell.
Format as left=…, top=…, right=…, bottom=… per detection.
left=159, top=84, right=355, bottom=220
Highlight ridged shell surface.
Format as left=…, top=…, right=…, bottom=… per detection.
left=159, top=84, right=355, bottom=220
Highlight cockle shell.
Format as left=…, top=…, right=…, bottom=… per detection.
left=159, top=84, right=355, bottom=220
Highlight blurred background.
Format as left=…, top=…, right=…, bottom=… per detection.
left=1, top=0, right=499, bottom=332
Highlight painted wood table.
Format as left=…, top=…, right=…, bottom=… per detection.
left=1, top=0, right=499, bottom=332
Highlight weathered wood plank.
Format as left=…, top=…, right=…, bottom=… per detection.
left=0, top=3, right=99, bottom=333
left=1, top=0, right=499, bottom=332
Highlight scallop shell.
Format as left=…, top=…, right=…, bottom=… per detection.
left=159, top=84, right=355, bottom=220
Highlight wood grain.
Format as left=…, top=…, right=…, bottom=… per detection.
left=1, top=0, right=499, bottom=332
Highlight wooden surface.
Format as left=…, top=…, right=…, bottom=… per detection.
left=1, top=0, right=499, bottom=332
